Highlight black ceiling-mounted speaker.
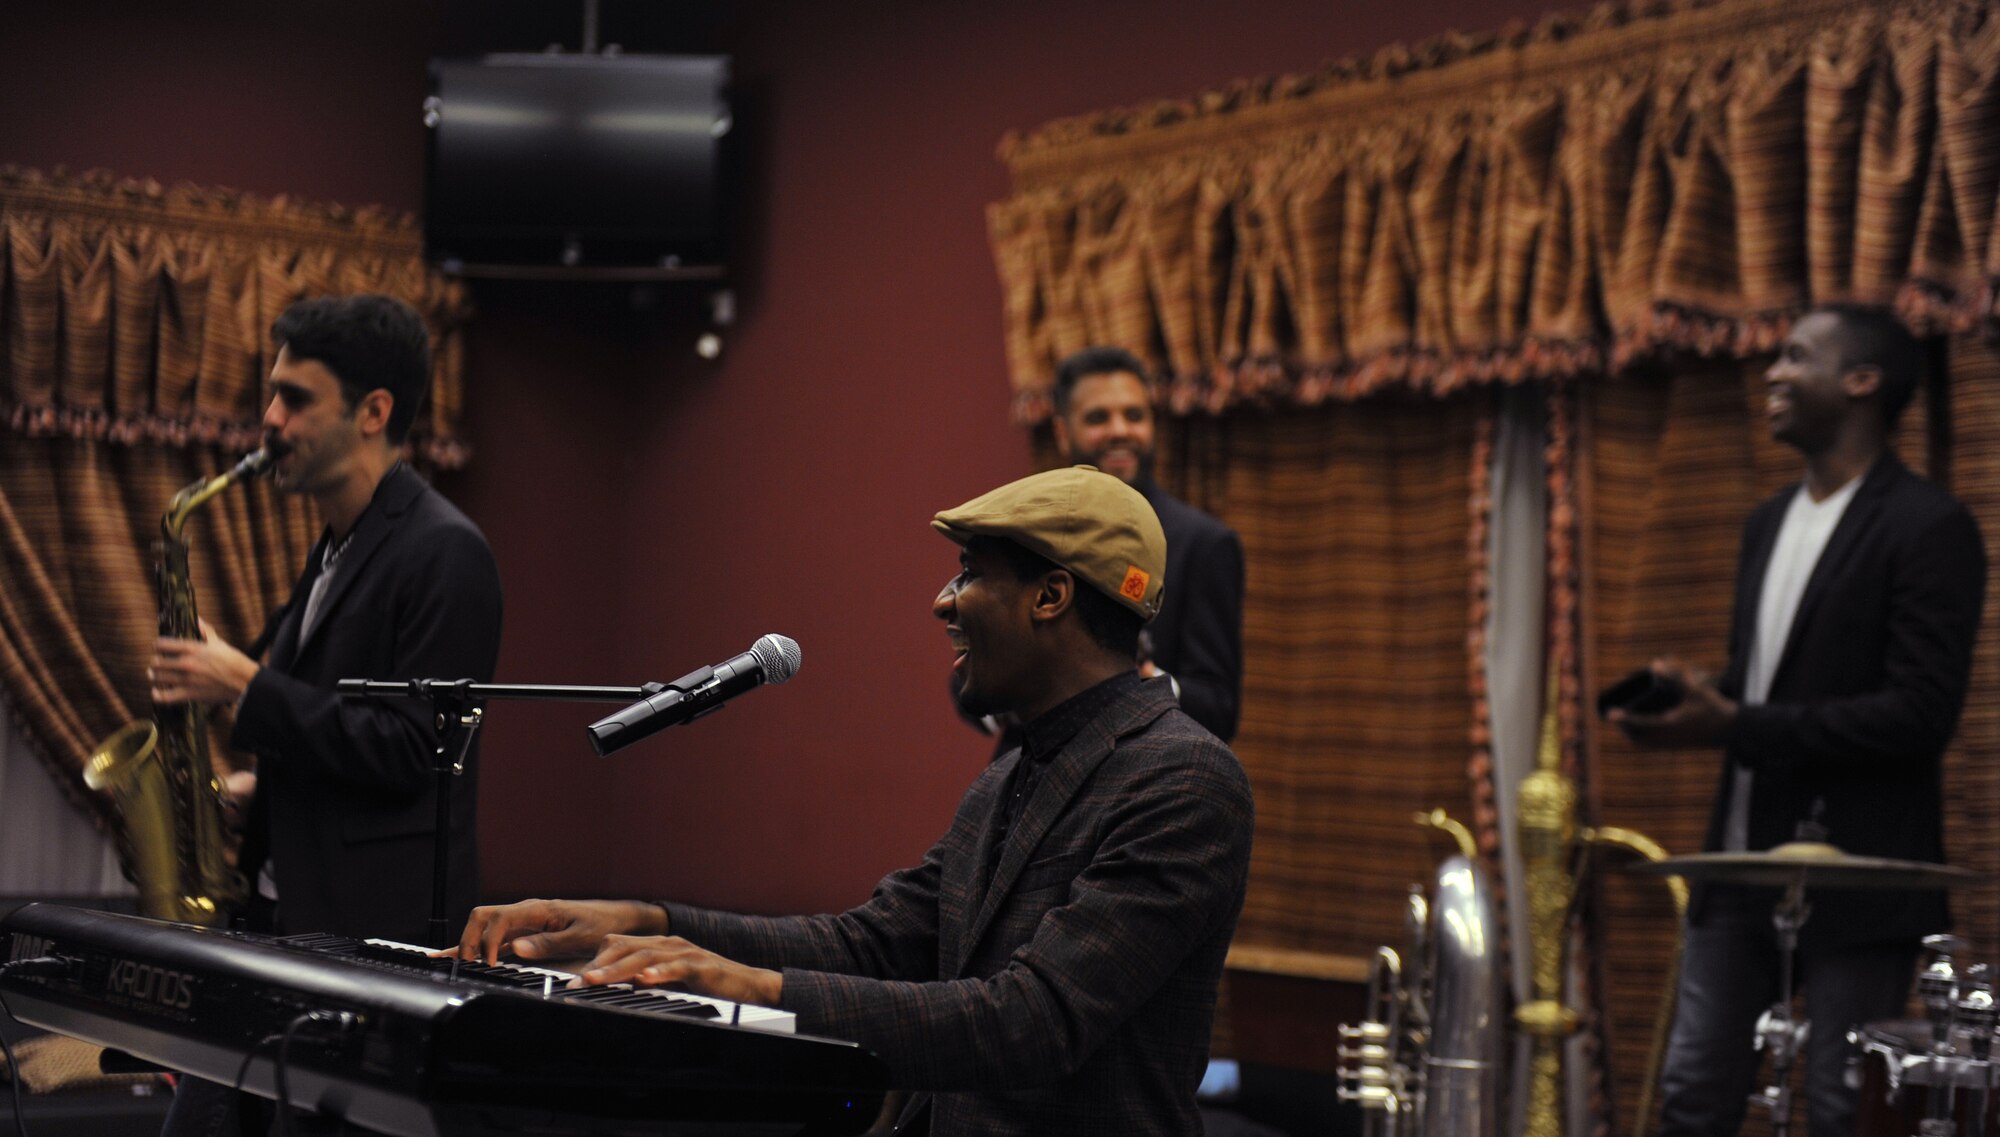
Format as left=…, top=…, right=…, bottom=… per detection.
left=423, top=53, right=731, bottom=280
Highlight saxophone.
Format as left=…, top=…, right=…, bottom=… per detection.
left=84, top=444, right=285, bottom=927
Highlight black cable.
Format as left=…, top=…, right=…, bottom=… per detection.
left=272, top=1012, right=314, bottom=1137
left=232, top=1032, right=284, bottom=1094
left=214, top=1030, right=284, bottom=1137
left=0, top=957, right=72, bottom=1137
left=271, top=1010, right=354, bottom=1137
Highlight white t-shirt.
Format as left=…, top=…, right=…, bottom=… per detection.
left=1722, top=475, right=1864, bottom=851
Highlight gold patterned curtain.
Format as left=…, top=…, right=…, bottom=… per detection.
left=1160, top=398, right=1484, bottom=957
left=990, top=0, right=2000, bottom=420
left=0, top=166, right=472, bottom=825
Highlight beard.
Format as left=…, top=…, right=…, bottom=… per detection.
left=1064, top=441, right=1153, bottom=485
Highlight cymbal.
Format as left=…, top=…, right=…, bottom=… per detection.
left=1627, top=842, right=1979, bottom=890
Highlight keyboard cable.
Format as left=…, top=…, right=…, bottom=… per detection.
left=272, top=1010, right=356, bottom=1137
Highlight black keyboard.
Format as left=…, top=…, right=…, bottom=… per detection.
left=0, top=903, right=885, bottom=1136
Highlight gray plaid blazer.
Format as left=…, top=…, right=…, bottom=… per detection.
left=665, top=678, right=1254, bottom=1136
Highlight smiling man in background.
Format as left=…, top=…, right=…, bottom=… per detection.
left=1049, top=346, right=1245, bottom=742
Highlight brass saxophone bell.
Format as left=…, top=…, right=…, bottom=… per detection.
left=83, top=720, right=160, bottom=792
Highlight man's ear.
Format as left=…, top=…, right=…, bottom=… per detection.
left=1030, top=569, right=1076, bottom=625
left=355, top=389, right=395, bottom=439
left=1842, top=363, right=1883, bottom=401
left=1050, top=414, right=1073, bottom=457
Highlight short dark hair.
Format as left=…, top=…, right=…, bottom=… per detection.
left=974, top=536, right=1146, bottom=660
left=271, top=294, right=432, bottom=444
left=1811, top=302, right=1926, bottom=427
left=1052, top=346, right=1149, bottom=418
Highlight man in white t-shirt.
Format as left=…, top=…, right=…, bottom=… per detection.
left=1611, top=302, right=1987, bottom=1137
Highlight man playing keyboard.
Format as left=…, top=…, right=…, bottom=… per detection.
left=452, top=466, right=1255, bottom=1137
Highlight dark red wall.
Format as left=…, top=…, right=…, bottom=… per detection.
left=4, top=0, right=1558, bottom=916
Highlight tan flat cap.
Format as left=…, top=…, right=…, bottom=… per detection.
left=932, top=465, right=1166, bottom=619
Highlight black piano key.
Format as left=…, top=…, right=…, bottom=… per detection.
left=557, top=987, right=723, bottom=1018
left=282, top=933, right=363, bottom=955
left=568, top=988, right=667, bottom=1007
left=458, top=963, right=539, bottom=985
left=351, top=944, right=463, bottom=978
left=562, top=987, right=641, bottom=1003
left=598, top=992, right=679, bottom=1008
left=640, top=998, right=722, bottom=1019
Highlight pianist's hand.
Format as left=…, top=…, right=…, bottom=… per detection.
left=451, top=898, right=667, bottom=966
left=576, top=934, right=784, bottom=1008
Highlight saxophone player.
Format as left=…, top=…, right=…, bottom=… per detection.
left=150, top=294, right=503, bottom=1134
left=145, top=288, right=500, bottom=944
left=148, top=293, right=504, bottom=944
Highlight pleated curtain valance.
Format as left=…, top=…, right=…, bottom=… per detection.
left=987, top=0, right=2000, bottom=423
left=0, top=165, right=474, bottom=465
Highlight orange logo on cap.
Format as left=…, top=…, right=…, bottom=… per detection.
left=1119, top=565, right=1150, bottom=603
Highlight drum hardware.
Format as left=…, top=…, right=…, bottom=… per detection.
left=1955, top=964, right=1995, bottom=1137
left=1849, top=943, right=2000, bottom=1137
left=1921, top=938, right=1973, bottom=1054
left=1634, top=842, right=1979, bottom=1137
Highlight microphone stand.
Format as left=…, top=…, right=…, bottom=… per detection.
left=336, top=678, right=665, bottom=947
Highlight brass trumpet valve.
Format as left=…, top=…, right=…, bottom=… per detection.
left=1336, top=1018, right=1410, bottom=1112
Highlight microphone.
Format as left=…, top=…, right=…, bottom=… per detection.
left=586, top=634, right=802, bottom=756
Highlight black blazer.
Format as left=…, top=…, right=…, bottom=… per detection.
left=1137, top=481, right=1245, bottom=742
left=666, top=680, right=1254, bottom=1137
left=1695, top=452, right=1986, bottom=946
left=233, top=463, right=503, bottom=946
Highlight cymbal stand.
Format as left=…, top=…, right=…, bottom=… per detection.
left=1751, top=876, right=1812, bottom=1137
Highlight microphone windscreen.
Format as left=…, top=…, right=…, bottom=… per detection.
left=752, top=634, right=802, bottom=684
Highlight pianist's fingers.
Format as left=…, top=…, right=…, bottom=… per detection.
left=577, top=934, right=783, bottom=1008
left=450, top=898, right=663, bottom=965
